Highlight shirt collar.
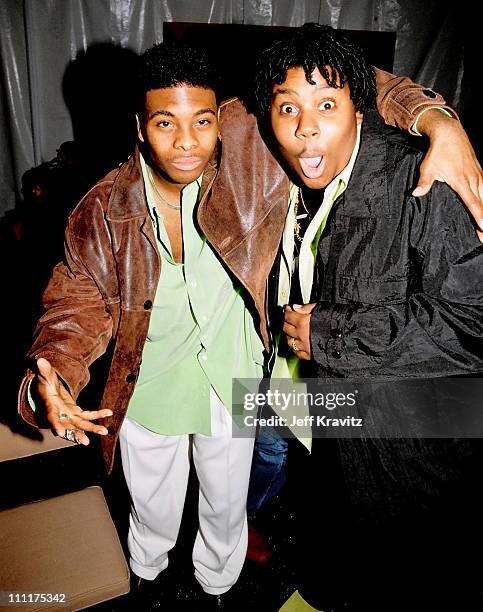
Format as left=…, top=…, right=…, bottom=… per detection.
left=326, top=124, right=362, bottom=195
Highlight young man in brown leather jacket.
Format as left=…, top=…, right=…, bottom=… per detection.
left=19, top=36, right=483, bottom=609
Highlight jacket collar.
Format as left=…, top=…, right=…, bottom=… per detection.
left=106, top=144, right=219, bottom=221
left=342, top=110, right=390, bottom=216
left=198, top=100, right=289, bottom=257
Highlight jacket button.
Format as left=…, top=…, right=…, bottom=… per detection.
left=422, top=89, right=436, bottom=98
left=143, top=300, right=153, bottom=310
left=332, top=350, right=342, bottom=359
left=126, top=373, right=136, bottom=383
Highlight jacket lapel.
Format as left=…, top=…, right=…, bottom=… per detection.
left=340, top=110, right=390, bottom=218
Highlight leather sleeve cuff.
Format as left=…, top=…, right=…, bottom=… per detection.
left=392, top=88, right=457, bottom=131
left=410, top=106, right=456, bottom=136
left=27, top=350, right=87, bottom=399
left=18, top=357, right=79, bottom=429
left=18, top=369, right=38, bottom=428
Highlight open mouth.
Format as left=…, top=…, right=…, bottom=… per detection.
left=298, top=155, right=325, bottom=179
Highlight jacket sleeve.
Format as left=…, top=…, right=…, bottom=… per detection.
left=310, top=184, right=483, bottom=378
left=373, top=67, right=456, bottom=131
left=18, top=196, right=115, bottom=426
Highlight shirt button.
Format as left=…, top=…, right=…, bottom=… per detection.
left=143, top=300, right=152, bottom=310
left=126, top=373, right=136, bottom=383
left=281, top=291, right=288, bottom=300
left=191, top=280, right=197, bottom=288
left=331, top=350, right=342, bottom=359
left=201, top=354, right=208, bottom=362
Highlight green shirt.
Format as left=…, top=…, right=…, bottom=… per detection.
left=126, top=155, right=264, bottom=435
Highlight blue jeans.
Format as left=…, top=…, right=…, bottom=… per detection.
left=247, top=425, right=288, bottom=519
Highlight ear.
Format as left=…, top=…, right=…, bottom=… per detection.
left=217, top=106, right=222, bottom=141
left=356, top=111, right=363, bottom=125
left=136, top=114, right=144, bottom=143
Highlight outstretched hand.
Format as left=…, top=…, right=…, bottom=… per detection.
left=35, top=357, right=113, bottom=445
left=413, top=110, right=483, bottom=241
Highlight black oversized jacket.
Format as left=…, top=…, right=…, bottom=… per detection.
left=307, top=111, right=483, bottom=379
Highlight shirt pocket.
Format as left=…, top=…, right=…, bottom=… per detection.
left=338, top=274, right=414, bottom=305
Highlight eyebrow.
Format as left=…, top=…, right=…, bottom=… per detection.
left=195, top=108, right=217, bottom=116
left=272, top=85, right=334, bottom=98
left=148, top=108, right=217, bottom=121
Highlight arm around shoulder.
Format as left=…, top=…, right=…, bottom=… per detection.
left=373, top=67, right=483, bottom=233
left=373, top=66, right=455, bottom=131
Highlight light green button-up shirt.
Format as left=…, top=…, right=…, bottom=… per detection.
left=126, top=155, right=264, bottom=435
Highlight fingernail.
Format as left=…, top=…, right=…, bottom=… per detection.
left=293, top=304, right=302, bottom=310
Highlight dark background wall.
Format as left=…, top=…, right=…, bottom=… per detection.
left=0, top=0, right=478, bottom=218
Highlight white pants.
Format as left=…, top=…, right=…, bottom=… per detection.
left=119, top=387, right=255, bottom=595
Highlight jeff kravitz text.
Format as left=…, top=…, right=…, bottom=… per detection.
left=243, top=414, right=363, bottom=428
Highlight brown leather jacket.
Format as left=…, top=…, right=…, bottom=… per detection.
left=18, top=69, right=449, bottom=472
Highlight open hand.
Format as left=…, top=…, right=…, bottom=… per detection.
left=35, top=357, right=113, bottom=445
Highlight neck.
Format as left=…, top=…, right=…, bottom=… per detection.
left=147, top=168, right=183, bottom=211
left=300, top=185, right=324, bottom=215
left=149, top=168, right=184, bottom=206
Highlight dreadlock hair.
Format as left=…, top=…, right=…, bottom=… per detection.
left=254, top=23, right=376, bottom=121
left=136, top=42, right=219, bottom=115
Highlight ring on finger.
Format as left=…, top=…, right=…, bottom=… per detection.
left=291, top=338, right=300, bottom=352
left=64, top=429, right=77, bottom=443
left=59, top=412, right=70, bottom=421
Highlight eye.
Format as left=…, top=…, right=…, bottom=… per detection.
left=157, top=120, right=172, bottom=128
left=197, top=118, right=212, bottom=126
left=319, top=100, right=336, bottom=111
left=280, top=103, right=298, bottom=116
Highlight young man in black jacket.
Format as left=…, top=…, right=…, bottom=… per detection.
left=253, top=24, right=483, bottom=611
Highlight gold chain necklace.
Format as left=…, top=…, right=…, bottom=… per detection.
left=294, top=187, right=310, bottom=242
left=148, top=168, right=181, bottom=211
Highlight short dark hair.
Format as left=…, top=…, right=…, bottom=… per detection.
left=137, top=42, right=219, bottom=114
left=253, top=23, right=376, bottom=120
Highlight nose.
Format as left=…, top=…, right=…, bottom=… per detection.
left=295, top=110, right=319, bottom=140
left=174, top=125, right=198, bottom=151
